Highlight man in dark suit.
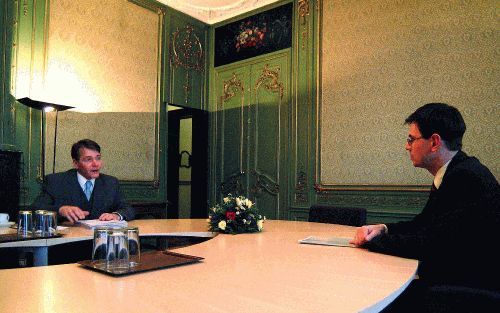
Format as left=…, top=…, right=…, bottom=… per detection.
left=31, top=139, right=135, bottom=222
left=350, top=103, right=499, bottom=311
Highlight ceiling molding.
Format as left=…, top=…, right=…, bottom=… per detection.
left=157, top=0, right=281, bottom=24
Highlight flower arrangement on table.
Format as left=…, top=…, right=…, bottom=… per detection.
left=235, top=21, right=267, bottom=52
left=208, top=194, right=266, bottom=234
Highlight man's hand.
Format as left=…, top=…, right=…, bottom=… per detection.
left=58, top=206, right=90, bottom=223
left=99, top=213, right=120, bottom=221
left=350, top=224, right=387, bottom=246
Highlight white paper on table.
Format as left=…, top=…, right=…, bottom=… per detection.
left=299, top=236, right=355, bottom=247
left=76, top=219, right=128, bottom=229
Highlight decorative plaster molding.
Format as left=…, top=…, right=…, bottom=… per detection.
left=157, top=0, right=281, bottom=24
left=221, top=73, right=244, bottom=103
left=254, top=64, right=284, bottom=99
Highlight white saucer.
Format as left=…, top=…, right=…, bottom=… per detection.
left=0, top=221, right=15, bottom=228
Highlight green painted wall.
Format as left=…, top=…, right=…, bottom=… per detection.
left=4, top=0, right=496, bottom=224
left=1, top=0, right=45, bottom=206
left=165, top=9, right=208, bottom=110
left=206, top=0, right=486, bottom=224
left=1, top=0, right=209, bottom=211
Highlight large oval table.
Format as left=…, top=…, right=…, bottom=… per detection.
left=0, top=219, right=418, bottom=313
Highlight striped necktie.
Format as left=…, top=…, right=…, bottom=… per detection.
left=84, top=180, right=93, bottom=201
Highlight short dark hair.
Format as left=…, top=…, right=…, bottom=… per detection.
left=71, top=139, right=101, bottom=160
left=405, top=103, right=466, bottom=150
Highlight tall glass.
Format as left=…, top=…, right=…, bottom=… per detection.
left=33, top=210, right=47, bottom=237
left=126, top=227, right=140, bottom=267
left=17, top=210, right=33, bottom=237
left=44, top=211, right=58, bottom=236
left=91, top=227, right=109, bottom=269
left=106, top=228, right=129, bottom=273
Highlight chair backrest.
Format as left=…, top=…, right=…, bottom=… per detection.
left=308, top=205, right=367, bottom=226
left=424, top=285, right=500, bottom=313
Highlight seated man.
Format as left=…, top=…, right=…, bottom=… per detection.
left=350, top=103, right=499, bottom=312
left=31, top=139, right=135, bottom=222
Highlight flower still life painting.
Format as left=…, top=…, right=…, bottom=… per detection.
left=214, top=2, right=292, bottom=67
left=208, top=194, right=266, bottom=234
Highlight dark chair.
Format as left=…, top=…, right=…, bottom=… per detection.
left=130, top=201, right=168, bottom=219
left=423, top=285, right=500, bottom=313
left=308, top=204, right=367, bottom=226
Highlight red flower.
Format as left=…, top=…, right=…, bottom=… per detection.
left=226, top=211, right=236, bottom=220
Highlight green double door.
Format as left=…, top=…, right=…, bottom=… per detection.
left=212, top=51, right=290, bottom=220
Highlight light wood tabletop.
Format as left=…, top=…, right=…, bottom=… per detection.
left=0, top=219, right=418, bottom=313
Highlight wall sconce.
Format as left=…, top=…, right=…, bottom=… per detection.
left=16, top=97, right=74, bottom=176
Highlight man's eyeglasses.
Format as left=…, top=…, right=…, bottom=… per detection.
left=406, top=136, right=423, bottom=145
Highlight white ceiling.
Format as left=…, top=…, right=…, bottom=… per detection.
left=157, top=0, right=281, bottom=24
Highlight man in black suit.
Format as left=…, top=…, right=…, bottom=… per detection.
left=32, top=139, right=135, bottom=222
left=350, top=103, right=499, bottom=311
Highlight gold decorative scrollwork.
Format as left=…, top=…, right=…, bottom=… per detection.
left=157, top=7, right=165, bottom=16
left=36, top=165, right=43, bottom=182
left=23, top=0, right=28, bottom=16
left=221, top=73, right=244, bottom=103
left=171, top=24, right=204, bottom=104
left=250, top=170, right=279, bottom=195
left=298, top=0, right=310, bottom=49
left=254, top=64, right=284, bottom=99
left=220, top=171, right=245, bottom=196
left=171, top=25, right=204, bottom=72
left=295, top=170, right=308, bottom=203
left=298, top=0, right=310, bottom=25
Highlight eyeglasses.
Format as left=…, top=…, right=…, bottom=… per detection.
left=406, top=136, right=423, bottom=145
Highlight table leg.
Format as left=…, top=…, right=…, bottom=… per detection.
left=32, top=247, right=49, bottom=266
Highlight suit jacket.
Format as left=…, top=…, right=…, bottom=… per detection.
left=364, top=151, right=500, bottom=290
left=31, top=169, right=135, bottom=221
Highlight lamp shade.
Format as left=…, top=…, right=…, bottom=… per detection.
left=17, top=97, right=74, bottom=111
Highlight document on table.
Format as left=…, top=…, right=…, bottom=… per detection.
left=299, top=236, right=355, bottom=248
left=77, top=219, right=128, bottom=229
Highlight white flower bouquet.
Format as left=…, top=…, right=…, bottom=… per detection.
left=208, top=194, right=266, bottom=234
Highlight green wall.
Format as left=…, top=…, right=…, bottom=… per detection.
left=3, top=0, right=496, bottom=224
left=1, top=0, right=45, bottom=206
left=207, top=0, right=496, bottom=224
left=1, top=0, right=209, bottom=210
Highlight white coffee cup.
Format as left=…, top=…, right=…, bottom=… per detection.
left=0, top=213, right=9, bottom=224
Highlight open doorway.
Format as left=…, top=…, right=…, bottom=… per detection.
left=167, top=105, right=208, bottom=219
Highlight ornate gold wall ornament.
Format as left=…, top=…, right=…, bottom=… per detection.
left=36, top=165, right=43, bottom=182
left=171, top=24, right=204, bottom=104
left=23, top=0, right=28, bottom=16
left=250, top=170, right=279, bottom=195
left=254, top=64, right=284, bottom=99
left=221, top=73, right=244, bottom=103
left=220, top=171, right=245, bottom=196
left=171, top=25, right=204, bottom=72
left=298, top=0, right=310, bottom=25
left=298, top=0, right=310, bottom=50
left=295, top=170, right=308, bottom=203
left=157, top=7, right=165, bottom=16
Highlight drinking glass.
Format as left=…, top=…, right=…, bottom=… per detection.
left=44, top=211, right=58, bottom=236
left=33, top=210, right=47, bottom=237
left=17, top=210, right=33, bottom=237
left=106, top=228, right=129, bottom=273
left=126, top=227, right=140, bottom=267
left=91, top=227, right=110, bottom=269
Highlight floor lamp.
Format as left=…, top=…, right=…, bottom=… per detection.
left=17, top=97, right=74, bottom=175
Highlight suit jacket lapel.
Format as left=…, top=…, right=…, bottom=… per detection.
left=66, top=170, right=85, bottom=204
left=93, top=177, right=105, bottom=211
